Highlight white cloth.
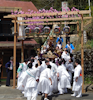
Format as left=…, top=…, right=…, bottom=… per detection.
left=61, top=51, right=70, bottom=62
left=38, top=68, right=51, bottom=94
left=66, top=63, right=74, bottom=82
left=20, top=68, right=39, bottom=98
left=17, top=62, right=28, bottom=90
left=72, top=64, right=82, bottom=92
left=57, top=43, right=61, bottom=49
left=10, top=61, right=13, bottom=70
left=41, top=49, right=46, bottom=54
left=57, top=64, right=71, bottom=93
left=50, top=62, right=58, bottom=92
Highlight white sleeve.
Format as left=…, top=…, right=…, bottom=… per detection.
left=47, top=69, right=51, bottom=78
left=74, top=67, right=81, bottom=78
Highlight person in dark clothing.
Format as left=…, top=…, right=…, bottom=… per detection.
left=5, top=57, right=13, bottom=86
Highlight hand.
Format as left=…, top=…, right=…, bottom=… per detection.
left=17, top=73, right=19, bottom=78
left=0, top=64, right=2, bottom=68
left=75, top=77, right=78, bottom=82
left=36, top=79, right=39, bottom=82
left=22, top=85, right=24, bottom=87
left=51, top=81, right=52, bottom=85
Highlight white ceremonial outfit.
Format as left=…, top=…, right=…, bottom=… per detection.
left=66, top=63, right=74, bottom=82
left=57, top=43, right=61, bottom=49
left=38, top=68, right=51, bottom=94
left=72, top=64, right=82, bottom=97
left=61, top=51, right=70, bottom=62
left=57, top=64, right=71, bottom=94
left=50, top=62, right=58, bottom=93
left=21, top=68, right=39, bottom=100
left=17, top=62, right=28, bottom=90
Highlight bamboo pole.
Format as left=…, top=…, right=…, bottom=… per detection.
left=21, top=40, right=24, bottom=62
left=13, top=17, right=17, bottom=89
left=81, top=14, right=84, bottom=93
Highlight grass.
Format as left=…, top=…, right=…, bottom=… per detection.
left=85, top=76, right=93, bottom=84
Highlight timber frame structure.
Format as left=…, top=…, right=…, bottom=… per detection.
left=4, top=10, right=92, bottom=93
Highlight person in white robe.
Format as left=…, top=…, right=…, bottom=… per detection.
left=66, top=59, right=74, bottom=83
left=45, top=59, right=58, bottom=94
left=61, top=49, right=70, bottom=63
left=21, top=62, right=39, bottom=100
left=17, top=59, right=28, bottom=91
left=57, top=59, right=71, bottom=94
left=56, top=40, right=62, bottom=50
left=38, top=64, right=52, bottom=100
left=71, top=59, right=82, bottom=98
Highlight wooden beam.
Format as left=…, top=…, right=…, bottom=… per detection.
left=4, top=10, right=91, bottom=18
left=21, top=40, right=24, bottom=62
left=13, top=17, right=17, bottom=89
left=17, top=34, right=78, bottom=38
left=77, top=21, right=79, bottom=34
left=20, top=22, right=77, bottom=26
left=81, top=14, right=84, bottom=93
left=12, top=17, right=92, bottom=23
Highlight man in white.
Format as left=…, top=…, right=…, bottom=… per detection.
left=45, top=59, right=58, bottom=94
left=71, top=59, right=82, bottom=98
left=17, top=59, right=28, bottom=90
left=61, top=48, right=70, bottom=61
left=57, top=59, right=71, bottom=94
left=38, top=64, right=52, bottom=100
left=66, top=58, right=74, bottom=83
left=20, top=62, right=39, bottom=100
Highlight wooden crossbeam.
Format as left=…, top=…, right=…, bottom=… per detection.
left=12, top=17, right=92, bottom=23
left=19, top=22, right=78, bottom=26
left=18, top=34, right=78, bottom=38
left=4, top=10, right=91, bottom=18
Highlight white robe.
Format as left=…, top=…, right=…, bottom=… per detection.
left=50, top=62, right=58, bottom=92
left=17, top=62, right=28, bottom=90
left=57, top=64, right=71, bottom=93
left=72, top=64, right=82, bottom=92
left=20, top=68, right=39, bottom=99
left=61, top=51, right=70, bottom=62
left=66, top=63, right=74, bottom=82
left=38, top=68, right=51, bottom=94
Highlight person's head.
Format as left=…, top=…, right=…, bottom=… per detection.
left=75, top=59, right=80, bottom=66
left=58, top=40, right=61, bottom=44
left=70, top=53, right=73, bottom=58
left=58, top=60, right=62, bottom=65
left=61, top=59, right=66, bottom=64
left=56, top=46, right=59, bottom=50
left=24, top=59, right=28, bottom=64
left=64, top=48, right=68, bottom=54
left=28, top=63, right=32, bottom=68
left=35, top=63, right=38, bottom=68
left=38, top=59, right=42, bottom=65
left=45, top=60, right=50, bottom=65
left=69, top=58, right=73, bottom=63
left=47, top=65, right=51, bottom=69
left=67, top=41, right=70, bottom=45
left=43, top=46, right=46, bottom=50
left=10, top=57, right=13, bottom=61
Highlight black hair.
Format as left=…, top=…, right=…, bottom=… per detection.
left=31, top=59, right=34, bottom=62
left=38, top=59, right=42, bottom=65
left=24, top=59, right=28, bottom=62
left=70, top=53, right=73, bottom=57
left=75, top=59, right=80, bottom=64
left=45, top=60, right=49, bottom=63
left=62, top=59, right=66, bottom=64
left=47, top=65, right=51, bottom=69
left=58, top=60, right=62, bottom=65
left=35, top=63, right=38, bottom=67
left=28, top=63, right=32, bottom=68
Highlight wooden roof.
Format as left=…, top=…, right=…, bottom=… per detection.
left=0, top=0, right=38, bottom=12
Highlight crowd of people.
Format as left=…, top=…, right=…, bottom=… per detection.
left=16, top=39, right=82, bottom=100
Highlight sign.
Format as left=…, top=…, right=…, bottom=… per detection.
left=18, top=17, right=25, bottom=40
left=83, top=31, right=87, bottom=43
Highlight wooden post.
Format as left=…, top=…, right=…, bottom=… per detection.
left=77, top=21, right=79, bottom=35
left=13, top=17, right=17, bottom=88
left=81, top=14, right=84, bottom=93
left=21, top=40, right=24, bottom=62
